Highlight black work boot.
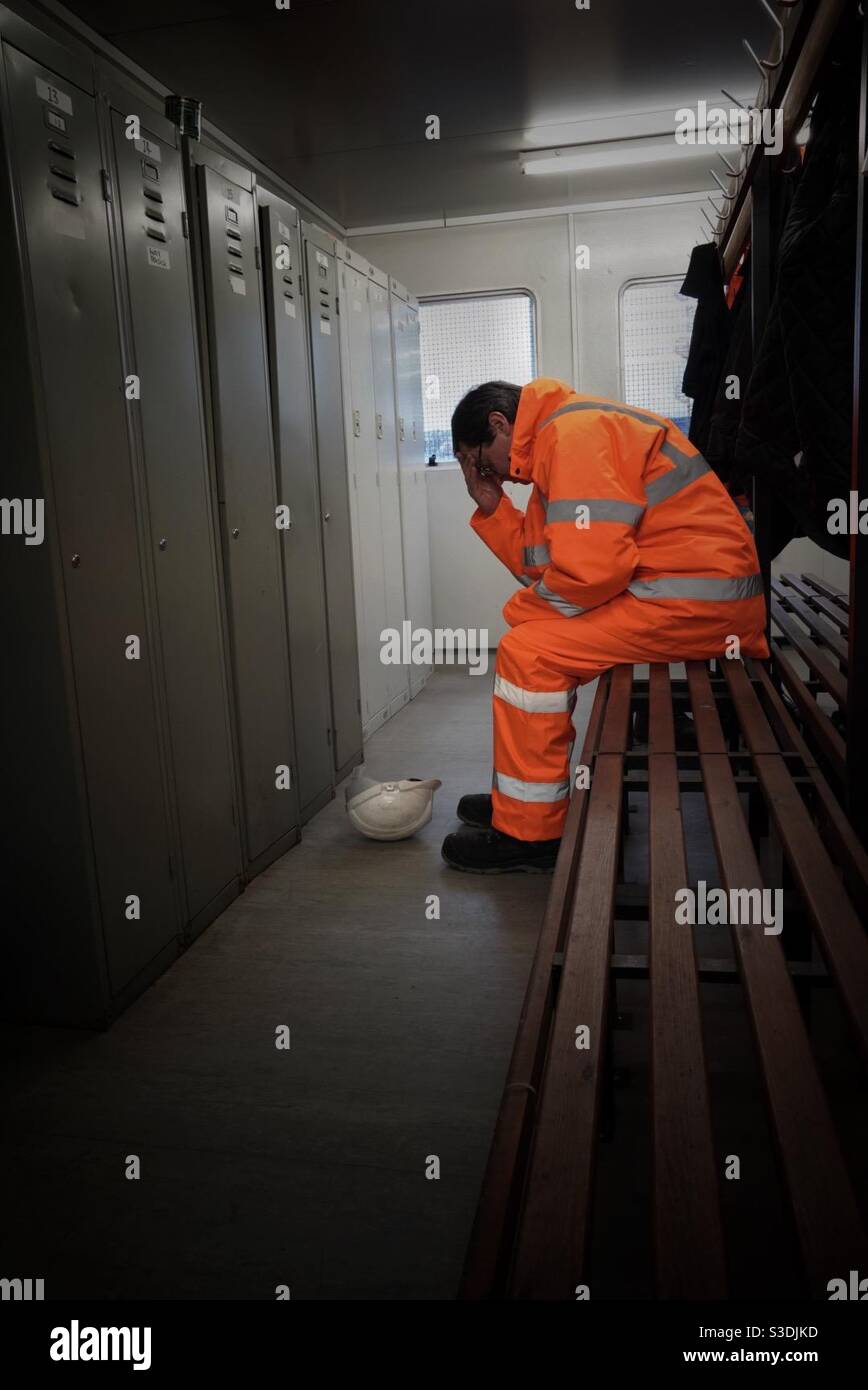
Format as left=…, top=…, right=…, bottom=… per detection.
left=441, top=825, right=561, bottom=874
left=456, top=793, right=493, bottom=828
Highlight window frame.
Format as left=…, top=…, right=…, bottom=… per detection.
left=416, top=287, right=541, bottom=464
left=617, top=273, right=694, bottom=420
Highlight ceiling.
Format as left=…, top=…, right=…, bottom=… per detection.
left=51, top=0, right=775, bottom=228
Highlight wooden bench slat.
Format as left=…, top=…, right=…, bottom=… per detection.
left=747, top=659, right=868, bottom=921
left=597, top=662, right=634, bottom=754
left=648, top=665, right=727, bottom=1299
left=803, top=572, right=849, bottom=610
left=771, top=641, right=847, bottom=788
left=771, top=599, right=848, bottom=709
left=687, top=663, right=868, bottom=1293
left=724, top=661, right=868, bottom=1063
left=721, top=655, right=780, bottom=754
left=781, top=573, right=850, bottom=634
left=648, top=662, right=676, bottom=754
left=509, top=752, right=625, bottom=1298
left=771, top=581, right=849, bottom=665
left=686, top=660, right=729, bottom=753
left=459, top=675, right=610, bottom=1299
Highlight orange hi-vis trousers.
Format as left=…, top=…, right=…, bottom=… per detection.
left=491, top=592, right=767, bottom=841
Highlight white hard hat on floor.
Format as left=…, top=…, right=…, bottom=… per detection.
left=345, top=766, right=442, bottom=841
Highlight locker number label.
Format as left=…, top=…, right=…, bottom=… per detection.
left=319, top=317, right=331, bottom=334
left=147, top=244, right=171, bottom=270
left=36, top=77, right=73, bottom=115
left=284, top=299, right=296, bottom=318
left=230, top=276, right=247, bottom=295
left=134, top=137, right=162, bottom=162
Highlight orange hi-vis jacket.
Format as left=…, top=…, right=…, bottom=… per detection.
left=470, top=377, right=768, bottom=651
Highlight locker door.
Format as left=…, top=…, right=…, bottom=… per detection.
left=259, top=200, right=333, bottom=815
left=342, top=262, right=389, bottom=733
left=407, top=303, right=433, bottom=623
left=368, top=278, right=410, bottom=714
left=197, top=164, right=298, bottom=862
left=304, top=236, right=362, bottom=774
left=109, top=107, right=240, bottom=921
left=3, top=45, right=178, bottom=992
left=392, top=295, right=434, bottom=695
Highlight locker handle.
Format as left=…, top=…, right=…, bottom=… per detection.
left=323, top=512, right=331, bottom=521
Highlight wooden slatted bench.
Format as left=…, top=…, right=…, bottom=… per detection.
left=460, top=658, right=868, bottom=1301
left=771, top=573, right=850, bottom=795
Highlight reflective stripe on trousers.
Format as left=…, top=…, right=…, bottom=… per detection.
left=492, top=657, right=578, bottom=841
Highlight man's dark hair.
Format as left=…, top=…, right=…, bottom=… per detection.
left=451, top=381, right=521, bottom=455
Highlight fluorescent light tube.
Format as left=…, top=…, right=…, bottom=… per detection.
left=521, top=142, right=683, bottom=176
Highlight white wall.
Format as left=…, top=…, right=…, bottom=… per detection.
left=772, top=538, right=849, bottom=593
left=350, top=217, right=575, bottom=383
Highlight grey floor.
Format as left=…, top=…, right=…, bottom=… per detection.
left=1, top=668, right=552, bottom=1301
left=2, top=667, right=864, bottom=1300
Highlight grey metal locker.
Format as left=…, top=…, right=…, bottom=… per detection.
left=106, top=95, right=241, bottom=928
left=367, top=270, right=410, bottom=718
left=0, top=40, right=179, bottom=1004
left=303, top=222, right=362, bottom=778
left=339, top=254, right=389, bottom=736
left=258, top=193, right=333, bottom=819
left=194, top=154, right=299, bottom=864
left=391, top=284, right=434, bottom=698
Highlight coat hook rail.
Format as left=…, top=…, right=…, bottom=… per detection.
left=710, top=169, right=737, bottom=201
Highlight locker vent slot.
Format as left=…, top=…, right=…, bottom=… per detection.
left=143, top=187, right=163, bottom=203
left=227, top=263, right=243, bottom=275
left=142, top=160, right=159, bottom=181
left=227, top=245, right=243, bottom=259
left=50, top=185, right=81, bottom=206
left=145, top=207, right=166, bottom=222
left=49, top=164, right=78, bottom=183
left=47, top=140, right=74, bottom=159
left=282, top=275, right=293, bottom=285
left=145, top=227, right=167, bottom=242
left=226, top=228, right=242, bottom=242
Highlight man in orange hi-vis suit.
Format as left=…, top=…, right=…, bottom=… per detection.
left=441, top=377, right=769, bottom=873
